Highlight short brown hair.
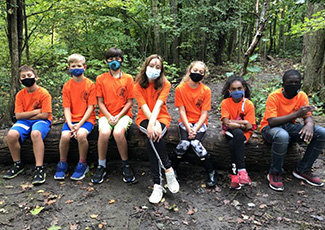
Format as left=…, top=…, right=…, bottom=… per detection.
left=19, top=65, right=37, bottom=76
left=104, top=47, right=124, bottom=62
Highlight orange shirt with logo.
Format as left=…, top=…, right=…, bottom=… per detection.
left=15, top=86, right=52, bottom=121
left=260, top=88, right=311, bottom=131
left=62, top=77, right=97, bottom=125
left=220, top=97, right=256, bottom=141
left=134, top=80, right=171, bottom=128
left=175, top=82, right=211, bottom=124
left=96, top=72, right=134, bottom=118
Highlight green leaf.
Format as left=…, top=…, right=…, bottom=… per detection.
left=247, top=65, right=261, bottom=73
left=225, top=72, right=234, bottom=77
left=30, top=206, right=45, bottom=215
left=249, top=53, right=259, bottom=62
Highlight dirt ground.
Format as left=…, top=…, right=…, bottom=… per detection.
left=0, top=156, right=324, bottom=230
left=1, top=58, right=325, bottom=230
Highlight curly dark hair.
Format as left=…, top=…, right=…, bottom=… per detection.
left=221, top=75, right=251, bottom=99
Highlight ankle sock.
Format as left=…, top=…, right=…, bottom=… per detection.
left=99, top=159, right=106, bottom=168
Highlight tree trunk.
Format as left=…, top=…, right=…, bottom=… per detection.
left=151, top=0, right=161, bottom=55
left=302, top=2, right=325, bottom=98
left=1, top=0, right=20, bottom=127
left=240, top=0, right=269, bottom=76
left=23, top=0, right=30, bottom=64
left=227, top=29, right=236, bottom=60
left=0, top=122, right=307, bottom=171
left=170, top=0, right=180, bottom=67
left=214, top=33, right=226, bottom=65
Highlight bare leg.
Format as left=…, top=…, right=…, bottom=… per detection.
left=30, top=130, right=44, bottom=166
left=7, top=130, right=21, bottom=162
left=59, top=131, right=71, bottom=160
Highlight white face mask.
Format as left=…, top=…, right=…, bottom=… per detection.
left=146, top=66, right=161, bottom=80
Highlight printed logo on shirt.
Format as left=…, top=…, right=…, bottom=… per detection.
left=81, top=90, right=89, bottom=101
left=117, top=85, right=127, bottom=99
left=33, top=101, right=41, bottom=109
left=195, top=96, right=204, bottom=108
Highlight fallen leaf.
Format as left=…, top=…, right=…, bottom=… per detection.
left=142, top=206, right=148, bottom=210
left=69, top=223, right=79, bottom=230
left=231, top=200, right=240, bottom=207
left=90, top=214, right=98, bottom=219
left=182, top=220, right=189, bottom=225
left=76, top=181, right=82, bottom=185
left=187, top=209, right=195, bottom=215
left=21, top=183, right=33, bottom=191
left=0, top=208, right=8, bottom=213
left=0, top=200, right=4, bottom=205
left=108, top=199, right=115, bottom=204
left=173, top=207, right=179, bottom=212
left=223, top=200, right=230, bottom=205
left=201, top=184, right=206, bottom=188
left=5, top=185, right=14, bottom=189
left=98, top=224, right=104, bottom=229
left=65, top=200, right=74, bottom=204
left=247, top=203, right=256, bottom=208
left=87, top=187, right=94, bottom=192
left=310, top=215, right=324, bottom=221
left=253, top=220, right=262, bottom=226
left=242, top=215, right=249, bottom=220
left=297, top=190, right=305, bottom=195
left=218, top=216, right=224, bottom=221
left=141, top=172, right=145, bottom=176
left=37, top=190, right=45, bottom=193
left=237, top=217, right=245, bottom=224
left=259, top=204, right=267, bottom=209
left=30, top=206, right=44, bottom=215
left=160, top=198, right=165, bottom=203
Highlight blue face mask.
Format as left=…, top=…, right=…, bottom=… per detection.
left=69, top=68, right=84, bottom=77
left=146, top=66, right=161, bottom=80
left=230, top=90, right=244, bottom=100
left=108, top=60, right=121, bottom=71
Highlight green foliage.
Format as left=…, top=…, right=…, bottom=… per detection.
left=309, top=93, right=325, bottom=116
left=163, top=61, right=181, bottom=83
left=250, top=75, right=282, bottom=124
left=288, top=9, right=325, bottom=36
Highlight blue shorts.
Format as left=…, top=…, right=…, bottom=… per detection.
left=62, top=121, right=94, bottom=134
left=10, top=119, right=51, bottom=142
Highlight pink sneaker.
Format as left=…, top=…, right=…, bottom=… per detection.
left=293, top=170, right=324, bottom=187
left=229, top=174, right=241, bottom=190
left=238, top=170, right=252, bottom=186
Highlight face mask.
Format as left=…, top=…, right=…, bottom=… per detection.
left=230, top=90, right=244, bottom=100
left=283, top=84, right=301, bottom=99
left=190, top=72, right=204, bottom=82
left=69, top=68, right=84, bottom=77
left=108, top=60, right=121, bottom=71
left=21, top=78, right=36, bottom=87
left=146, top=66, right=161, bottom=80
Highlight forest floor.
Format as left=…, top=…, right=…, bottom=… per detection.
left=1, top=57, right=325, bottom=230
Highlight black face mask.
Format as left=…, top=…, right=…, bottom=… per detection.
left=21, top=78, right=36, bottom=87
left=283, top=84, right=301, bottom=99
left=190, top=72, right=204, bottom=82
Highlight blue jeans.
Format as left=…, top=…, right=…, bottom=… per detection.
left=262, top=123, right=325, bottom=173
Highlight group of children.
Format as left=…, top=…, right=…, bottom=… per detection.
left=3, top=47, right=325, bottom=204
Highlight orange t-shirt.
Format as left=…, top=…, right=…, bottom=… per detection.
left=220, top=97, right=256, bottom=141
left=62, top=77, right=97, bottom=125
left=260, top=88, right=311, bottom=131
left=96, top=72, right=134, bottom=118
left=15, top=86, right=52, bottom=121
left=175, top=82, right=211, bottom=124
left=134, top=80, right=171, bottom=128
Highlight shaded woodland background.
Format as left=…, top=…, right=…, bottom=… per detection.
left=0, top=0, right=324, bottom=126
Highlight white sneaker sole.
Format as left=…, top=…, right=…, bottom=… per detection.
left=267, top=174, right=284, bottom=191
left=292, top=171, right=324, bottom=187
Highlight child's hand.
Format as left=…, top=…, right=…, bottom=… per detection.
left=153, top=121, right=162, bottom=142
left=295, top=105, right=316, bottom=118
left=109, top=116, right=118, bottom=125
left=188, top=128, right=196, bottom=140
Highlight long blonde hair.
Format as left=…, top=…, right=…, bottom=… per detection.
left=180, top=61, right=208, bottom=84
left=136, top=54, right=166, bottom=90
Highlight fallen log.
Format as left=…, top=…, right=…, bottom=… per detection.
left=0, top=121, right=307, bottom=171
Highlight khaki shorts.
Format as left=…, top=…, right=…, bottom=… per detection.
left=98, top=115, right=132, bottom=132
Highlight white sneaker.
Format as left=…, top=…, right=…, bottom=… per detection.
left=149, top=184, right=165, bottom=204
left=165, top=169, right=180, bottom=193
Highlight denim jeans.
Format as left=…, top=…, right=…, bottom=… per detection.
left=262, top=123, right=325, bottom=173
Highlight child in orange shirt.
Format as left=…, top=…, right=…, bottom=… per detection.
left=261, top=69, right=325, bottom=191
left=221, top=75, right=256, bottom=190
left=3, top=65, right=52, bottom=185
left=172, top=61, right=217, bottom=187
left=54, top=54, right=96, bottom=181
left=134, top=55, right=179, bottom=204
left=91, top=47, right=135, bottom=184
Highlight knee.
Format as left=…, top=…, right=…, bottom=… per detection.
left=314, top=126, right=325, bottom=140
left=191, top=140, right=208, bottom=158
left=175, top=140, right=190, bottom=156
left=7, top=130, right=20, bottom=143
left=273, top=130, right=289, bottom=143
left=60, top=132, right=71, bottom=143
left=99, top=130, right=111, bottom=140
left=113, top=129, right=125, bottom=142
left=76, top=132, right=88, bottom=143
left=231, top=128, right=245, bottom=141
left=31, top=130, right=42, bottom=140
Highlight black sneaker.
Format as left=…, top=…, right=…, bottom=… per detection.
left=122, top=165, right=135, bottom=183
left=32, top=166, right=46, bottom=185
left=3, top=162, right=24, bottom=179
left=91, top=165, right=106, bottom=184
